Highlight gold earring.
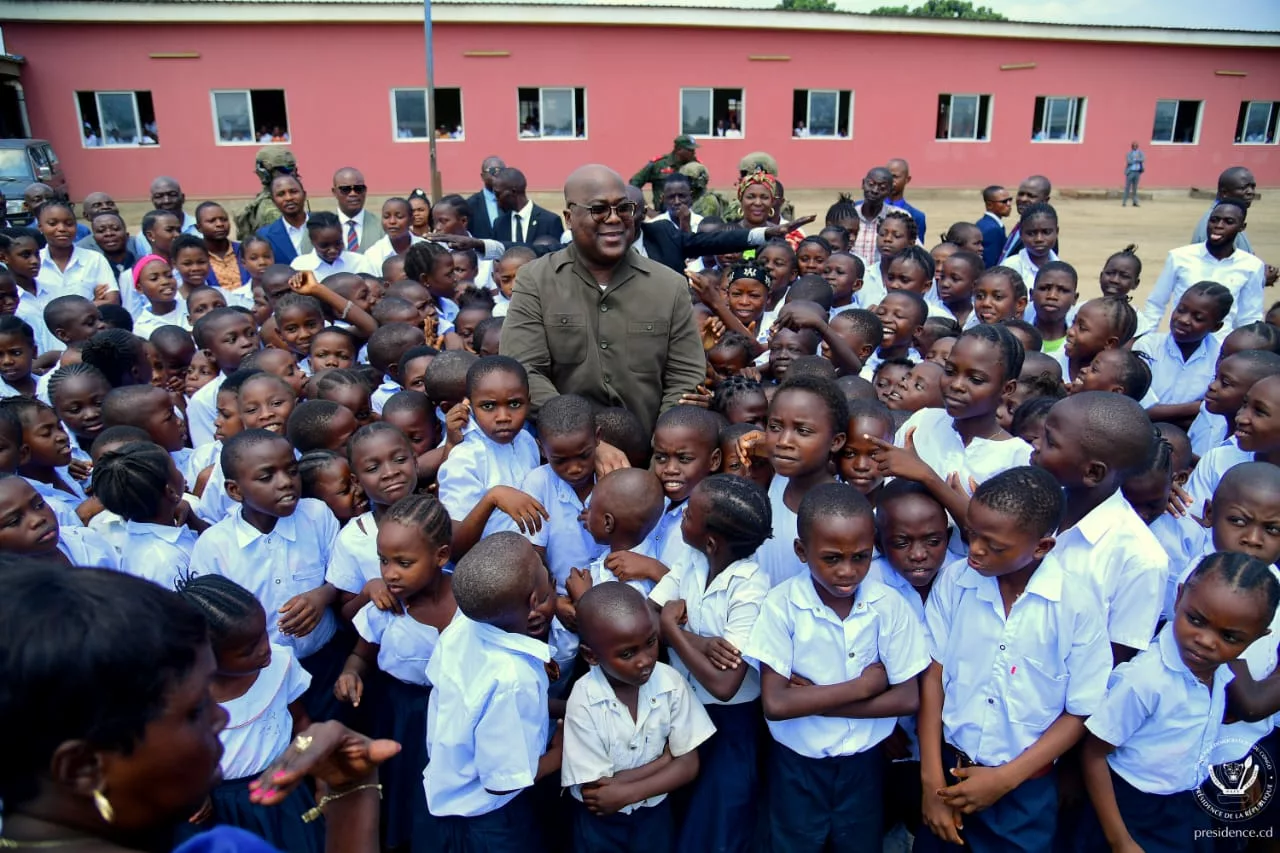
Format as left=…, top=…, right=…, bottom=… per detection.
left=94, top=788, right=115, bottom=824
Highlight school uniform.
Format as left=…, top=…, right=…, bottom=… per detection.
left=14, top=296, right=54, bottom=355
left=324, top=510, right=379, bottom=596
left=1147, top=515, right=1204, bottom=618
left=437, top=422, right=540, bottom=543
left=290, top=250, right=376, bottom=278
left=353, top=599, right=452, bottom=850
left=196, top=644, right=323, bottom=853
left=562, top=662, right=716, bottom=853
left=651, top=497, right=695, bottom=569
left=745, top=572, right=929, bottom=853
left=650, top=552, right=769, bottom=853
left=365, top=378, right=399, bottom=415
left=1132, top=332, right=1220, bottom=406
left=917, top=554, right=1111, bottom=853
left=1002, top=247, right=1057, bottom=289
left=520, top=464, right=603, bottom=593
left=188, top=498, right=347, bottom=721
left=363, top=233, right=426, bottom=272
left=117, top=520, right=198, bottom=589
left=115, top=266, right=148, bottom=319
left=56, top=525, right=119, bottom=568
left=192, top=445, right=244, bottom=527
left=491, top=292, right=510, bottom=318
left=587, top=534, right=663, bottom=597
left=132, top=303, right=189, bottom=339
left=1081, top=625, right=1223, bottom=851
left=1185, top=437, right=1252, bottom=519
left=186, top=372, right=225, bottom=448
left=423, top=615, right=552, bottom=852
left=35, top=246, right=117, bottom=302
left=1187, top=402, right=1229, bottom=458
left=0, top=376, right=31, bottom=398
left=757, top=474, right=804, bottom=588
left=1142, top=243, right=1266, bottom=337
left=26, top=474, right=86, bottom=530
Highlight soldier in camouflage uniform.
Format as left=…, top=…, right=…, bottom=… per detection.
left=235, top=147, right=299, bottom=239
left=681, top=162, right=731, bottom=221
left=630, top=135, right=700, bottom=211
left=722, top=152, right=794, bottom=223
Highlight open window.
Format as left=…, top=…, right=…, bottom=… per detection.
left=1031, top=96, right=1085, bottom=142
left=681, top=88, right=744, bottom=138
left=212, top=89, right=290, bottom=145
left=76, top=91, right=158, bottom=147
left=1235, top=101, right=1278, bottom=145
left=392, top=88, right=464, bottom=140
left=1151, top=99, right=1202, bottom=145
left=936, top=94, right=991, bottom=141
left=516, top=88, right=586, bottom=138
left=792, top=90, right=852, bottom=138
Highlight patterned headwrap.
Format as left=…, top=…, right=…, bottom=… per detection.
left=736, top=168, right=779, bottom=203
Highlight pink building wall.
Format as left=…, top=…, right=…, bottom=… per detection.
left=6, top=21, right=1280, bottom=200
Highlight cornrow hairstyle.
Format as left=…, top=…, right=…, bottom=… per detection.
left=1155, top=422, right=1193, bottom=473
left=403, top=241, right=452, bottom=283
left=693, top=474, right=772, bottom=561
left=960, top=323, right=1024, bottom=384
left=382, top=493, right=453, bottom=551
left=0, top=315, right=35, bottom=346
left=892, top=245, right=934, bottom=283
left=241, top=233, right=273, bottom=257
left=1036, top=260, right=1078, bottom=289
left=1000, top=318, right=1043, bottom=352
left=220, top=428, right=291, bottom=480
left=169, top=234, right=208, bottom=262
left=1183, top=281, right=1234, bottom=325
left=140, top=209, right=178, bottom=237
left=314, top=368, right=372, bottom=406
left=47, top=363, right=110, bottom=407
left=80, top=330, right=145, bottom=388
left=923, top=316, right=962, bottom=341
left=1133, top=431, right=1174, bottom=480
left=286, top=400, right=344, bottom=453
left=42, top=295, right=96, bottom=334
left=1020, top=201, right=1058, bottom=227
left=90, top=441, right=172, bottom=523
left=972, top=465, right=1063, bottom=538
left=272, top=292, right=324, bottom=325
left=593, top=406, right=651, bottom=469
left=1017, top=368, right=1068, bottom=403
left=710, top=374, right=766, bottom=418
left=298, top=448, right=346, bottom=500
left=1231, top=322, right=1280, bottom=355
left=797, top=481, right=872, bottom=542
left=825, top=193, right=858, bottom=226
left=456, top=286, right=496, bottom=311
left=382, top=196, right=412, bottom=219
left=305, top=211, right=341, bottom=235
left=709, top=331, right=753, bottom=359
left=175, top=574, right=263, bottom=648
left=943, top=222, right=983, bottom=248
left=89, top=425, right=150, bottom=458
left=1090, top=295, right=1140, bottom=345
left=472, top=316, right=504, bottom=351
left=465, top=355, right=528, bottom=398
left=536, top=393, right=595, bottom=440
left=434, top=194, right=470, bottom=220
left=1115, top=351, right=1154, bottom=401
left=1010, top=396, right=1057, bottom=441
left=882, top=208, right=919, bottom=245
left=774, top=375, right=849, bottom=439
left=948, top=250, right=986, bottom=279
left=796, top=235, right=833, bottom=256
left=1184, top=551, right=1280, bottom=622
left=819, top=224, right=850, bottom=245
left=1106, top=244, right=1143, bottom=278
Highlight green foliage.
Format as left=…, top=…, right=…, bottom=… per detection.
left=868, top=0, right=1009, bottom=20
left=776, top=0, right=839, bottom=10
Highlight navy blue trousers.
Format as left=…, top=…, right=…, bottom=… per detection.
left=571, top=796, right=673, bottom=853
left=419, top=788, right=546, bottom=853
left=676, top=700, right=759, bottom=853
left=1071, top=769, right=1213, bottom=853
left=912, top=744, right=1057, bottom=853
left=768, top=741, right=884, bottom=853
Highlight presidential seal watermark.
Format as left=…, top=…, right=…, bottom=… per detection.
left=1196, top=738, right=1277, bottom=823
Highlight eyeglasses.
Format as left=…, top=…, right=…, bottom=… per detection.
left=996, top=197, right=1013, bottom=204
left=569, top=201, right=639, bottom=222
left=337, top=184, right=367, bottom=194
left=483, top=167, right=503, bottom=176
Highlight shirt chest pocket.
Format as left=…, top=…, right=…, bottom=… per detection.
left=607, top=704, right=670, bottom=767
left=548, top=313, right=586, bottom=365
left=842, top=626, right=882, bottom=680
left=1005, top=655, right=1068, bottom=730
left=626, top=320, right=670, bottom=375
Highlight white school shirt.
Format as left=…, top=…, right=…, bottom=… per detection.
left=26, top=475, right=86, bottom=529
left=363, top=233, right=426, bottom=271
left=652, top=498, right=694, bottom=569
left=1086, top=625, right=1233, bottom=795
left=868, top=556, right=930, bottom=623
left=192, top=448, right=241, bottom=526
left=1132, top=333, right=1220, bottom=406
left=353, top=599, right=452, bottom=687
left=1150, top=514, right=1204, bottom=618
left=370, top=378, right=400, bottom=415
left=424, top=615, right=551, bottom=818
left=745, top=572, right=930, bottom=759
left=925, top=553, right=1110, bottom=767
left=437, top=425, right=540, bottom=542
left=1003, top=248, right=1057, bottom=290
left=219, top=645, right=311, bottom=780
left=562, top=662, right=715, bottom=813
left=118, top=520, right=198, bottom=589
left=588, top=534, right=663, bottom=598
left=1185, top=438, right=1253, bottom=519
left=15, top=297, right=55, bottom=356
left=56, top=525, right=119, bottom=569
left=326, top=510, right=379, bottom=595
left=757, top=474, right=803, bottom=588
left=520, top=465, right=603, bottom=593
left=492, top=292, right=510, bottom=318
left=1211, top=563, right=1280, bottom=763
left=859, top=262, right=888, bottom=309
left=35, top=246, right=116, bottom=302
left=290, top=250, right=376, bottom=278
left=116, top=267, right=148, bottom=319
left=188, top=498, right=339, bottom=659
left=650, top=553, right=770, bottom=705
left=1053, top=489, right=1167, bottom=651
left=1141, top=244, right=1265, bottom=336
left=186, top=372, right=224, bottom=448
left=652, top=210, right=705, bottom=231
left=132, top=303, right=189, bottom=339
left=1188, top=403, right=1229, bottom=459
left=0, top=376, right=30, bottom=398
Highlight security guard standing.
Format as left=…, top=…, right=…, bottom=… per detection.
left=681, top=162, right=730, bottom=221
left=235, top=147, right=300, bottom=239
left=630, top=135, right=700, bottom=211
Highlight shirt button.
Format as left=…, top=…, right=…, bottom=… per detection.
left=848, top=651, right=856, bottom=658
left=600, top=304, right=608, bottom=312
left=645, top=324, right=653, bottom=331
left=999, top=644, right=1006, bottom=651
left=987, top=697, right=995, bottom=705
left=560, top=317, right=569, bottom=325
left=275, top=578, right=282, bottom=585
left=600, top=342, right=609, bottom=350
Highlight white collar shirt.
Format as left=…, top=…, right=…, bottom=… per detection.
left=1185, top=438, right=1253, bottom=520
left=1132, top=332, right=1221, bottom=406
left=353, top=599, right=453, bottom=687
left=519, top=464, right=604, bottom=592
left=508, top=199, right=535, bottom=243
left=325, top=510, right=379, bottom=595
left=588, top=534, right=662, bottom=598
left=437, top=426, right=540, bottom=543
left=119, top=520, right=198, bottom=589
left=1141, top=243, right=1266, bottom=339
left=36, top=246, right=117, bottom=302
left=56, top=525, right=119, bottom=569
left=291, top=250, right=376, bottom=278
left=219, top=645, right=311, bottom=780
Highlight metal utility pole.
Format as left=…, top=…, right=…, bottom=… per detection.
left=424, top=0, right=443, bottom=199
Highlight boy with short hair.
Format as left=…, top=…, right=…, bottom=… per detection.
left=367, top=322, right=427, bottom=414
left=188, top=307, right=261, bottom=447
left=566, top=468, right=668, bottom=600
left=491, top=246, right=536, bottom=318
left=650, top=405, right=722, bottom=565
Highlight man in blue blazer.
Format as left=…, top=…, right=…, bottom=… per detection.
left=975, top=185, right=1011, bottom=268
left=256, top=174, right=311, bottom=265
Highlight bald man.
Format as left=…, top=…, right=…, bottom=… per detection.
left=1191, top=167, right=1256, bottom=253
left=886, top=157, right=927, bottom=243
left=133, top=176, right=198, bottom=255
left=331, top=166, right=383, bottom=252
left=500, top=165, right=705, bottom=433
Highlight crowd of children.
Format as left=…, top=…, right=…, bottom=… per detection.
left=0, top=171, right=1278, bottom=853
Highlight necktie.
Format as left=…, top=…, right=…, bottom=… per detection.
left=513, top=213, right=524, bottom=244
left=346, top=219, right=359, bottom=252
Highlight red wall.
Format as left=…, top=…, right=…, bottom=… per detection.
left=7, top=21, right=1280, bottom=200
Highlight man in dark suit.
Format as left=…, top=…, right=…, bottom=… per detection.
left=465, top=155, right=504, bottom=241
left=975, top=185, right=1012, bottom=268
left=492, top=167, right=563, bottom=245
left=256, top=174, right=311, bottom=265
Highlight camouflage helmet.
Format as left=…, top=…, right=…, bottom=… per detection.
left=738, top=151, right=778, bottom=177
left=678, top=162, right=709, bottom=192
left=254, top=146, right=298, bottom=184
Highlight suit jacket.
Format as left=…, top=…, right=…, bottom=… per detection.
left=975, top=214, right=1007, bottom=269
left=493, top=203, right=564, bottom=246
left=257, top=217, right=312, bottom=266
left=639, top=220, right=756, bottom=274
left=335, top=209, right=385, bottom=252
left=466, top=190, right=497, bottom=241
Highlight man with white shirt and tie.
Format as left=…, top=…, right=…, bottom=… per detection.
left=492, top=168, right=563, bottom=246
left=331, top=166, right=384, bottom=253
left=465, top=155, right=505, bottom=240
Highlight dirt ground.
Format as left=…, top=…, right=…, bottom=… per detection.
left=115, top=188, right=1277, bottom=308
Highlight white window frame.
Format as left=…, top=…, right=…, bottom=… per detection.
left=937, top=93, right=992, bottom=143
left=75, top=91, right=152, bottom=149
left=1151, top=98, right=1203, bottom=146
left=390, top=88, right=465, bottom=143
left=1032, top=95, right=1086, bottom=144
left=1235, top=100, right=1279, bottom=146
left=794, top=89, right=852, bottom=139
left=680, top=87, right=745, bottom=139
left=210, top=89, right=289, bottom=147
left=516, top=87, right=586, bottom=141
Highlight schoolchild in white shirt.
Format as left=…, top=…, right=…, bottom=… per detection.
left=916, top=467, right=1111, bottom=853
left=1189, top=335, right=1280, bottom=457
left=1081, top=554, right=1277, bottom=853
left=650, top=475, right=771, bottom=853
left=291, top=212, right=377, bottom=278
left=0, top=396, right=88, bottom=525
left=565, top=467, right=667, bottom=601
left=650, top=405, right=723, bottom=567
left=1023, top=261, right=1078, bottom=355
left=1186, top=374, right=1280, bottom=519
left=117, top=209, right=182, bottom=318
left=1001, top=203, right=1060, bottom=294
left=40, top=294, right=105, bottom=361
left=1120, top=433, right=1199, bottom=588
left=423, top=533, right=562, bottom=852
left=365, top=322, right=425, bottom=415
left=0, top=471, right=110, bottom=567
left=362, top=197, right=426, bottom=271
left=47, top=363, right=110, bottom=466
left=130, top=252, right=189, bottom=340
left=746, top=483, right=929, bottom=853
left=563, top=583, right=715, bottom=853
left=0, top=314, right=39, bottom=399
left=188, top=307, right=261, bottom=447
left=188, top=430, right=346, bottom=722
left=34, top=200, right=118, bottom=304
left=1136, top=281, right=1231, bottom=426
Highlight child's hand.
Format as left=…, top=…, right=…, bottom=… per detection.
left=850, top=661, right=888, bottom=700
left=565, top=567, right=593, bottom=605
left=278, top=589, right=327, bottom=637
left=776, top=301, right=828, bottom=333
left=593, top=440, right=631, bottom=476
left=545, top=659, right=561, bottom=683
left=1169, top=482, right=1192, bottom=519
left=939, top=764, right=1016, bottom=814
left=363, top=578, right=403, bottom=614
left=686, top=269, right=725, bottom=308
left=604, top=551, right=666, bottom=583
left=921, top=785, right=964, bottom=845
left=580, top=775, right=630, bottom=816
left=68, top=458, right=92, bottom=482
left=441, top=331, right=468, bottom=351
left=289, top=270, right=322, bottom=296
left=735, top=429, right=768, bottom=471
left=704, top=637, right=742, bottom=671
left=740, top=365, right=762, bottom=382
left=490, top=486, right=549, bottom=534
left=444, top=400, right=470, bottom=448
left=789, top=672, right=814, bottom=687
left=660, top=599, right=688, bottom=628
left=678, top=385, right=713, bottom=409
left=700, top=315, right=724, bottom=351
left=868, top=428, right=934, bottom=484
left=75, top=496, right=105, bottom=526
left=334, top=671, right=364, bottom=707
left=422, top=311, right=440, bottom=342
left=555, top=594, right=578, bottom=632
left=93, top=284, right=116, bottom=305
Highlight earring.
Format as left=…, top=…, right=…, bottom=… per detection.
left=94, top=787, right=115, bottom=824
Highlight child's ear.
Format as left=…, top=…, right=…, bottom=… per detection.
left=579, top=642, right=599, bottom=668
left=829, top=431, right=848, bottom=456
left=1033, top=535, right=1056, bottom=560
left=53, top=327, right=71, bottom=345
left=1082, top=460, right=1109, bottom=489
left=857, top=342, right=876, bottom=361
left=792, top=536, right=808, bottom=565
left=708, top=446, right=723, bottom=472
left=386, top=364, right=400, bottom=381
left=602, top=512, right=616, bottom=534
left=16, top=442, right=30, bottom=468
left=1015, top=296, right=1028, bottom=316
left=1212, top=318, right=1225, bottom=334
left=434, top=543, right=452, bottom=568
left=1104, top=335, right=1120, bottom=350
left=1174, top=469, right=1190, bottom=488
left=224, top=478, right=244, bottom=504
left=1002, top=378, right=1018, bottom=399
left=851, top=278, right=864, bottom=293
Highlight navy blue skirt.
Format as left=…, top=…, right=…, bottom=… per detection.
left=676, top=700, right=759, bottom=853
left=372, top=676, right=432, bottom=850
left=1113, top=770, right=1213, bottom=853
left=175, top=775, right=324, bottom=853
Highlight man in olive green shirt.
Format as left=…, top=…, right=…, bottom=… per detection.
left=630, top=136, right=700, bottom=212
left=500, top=164, right=705, bottom=433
